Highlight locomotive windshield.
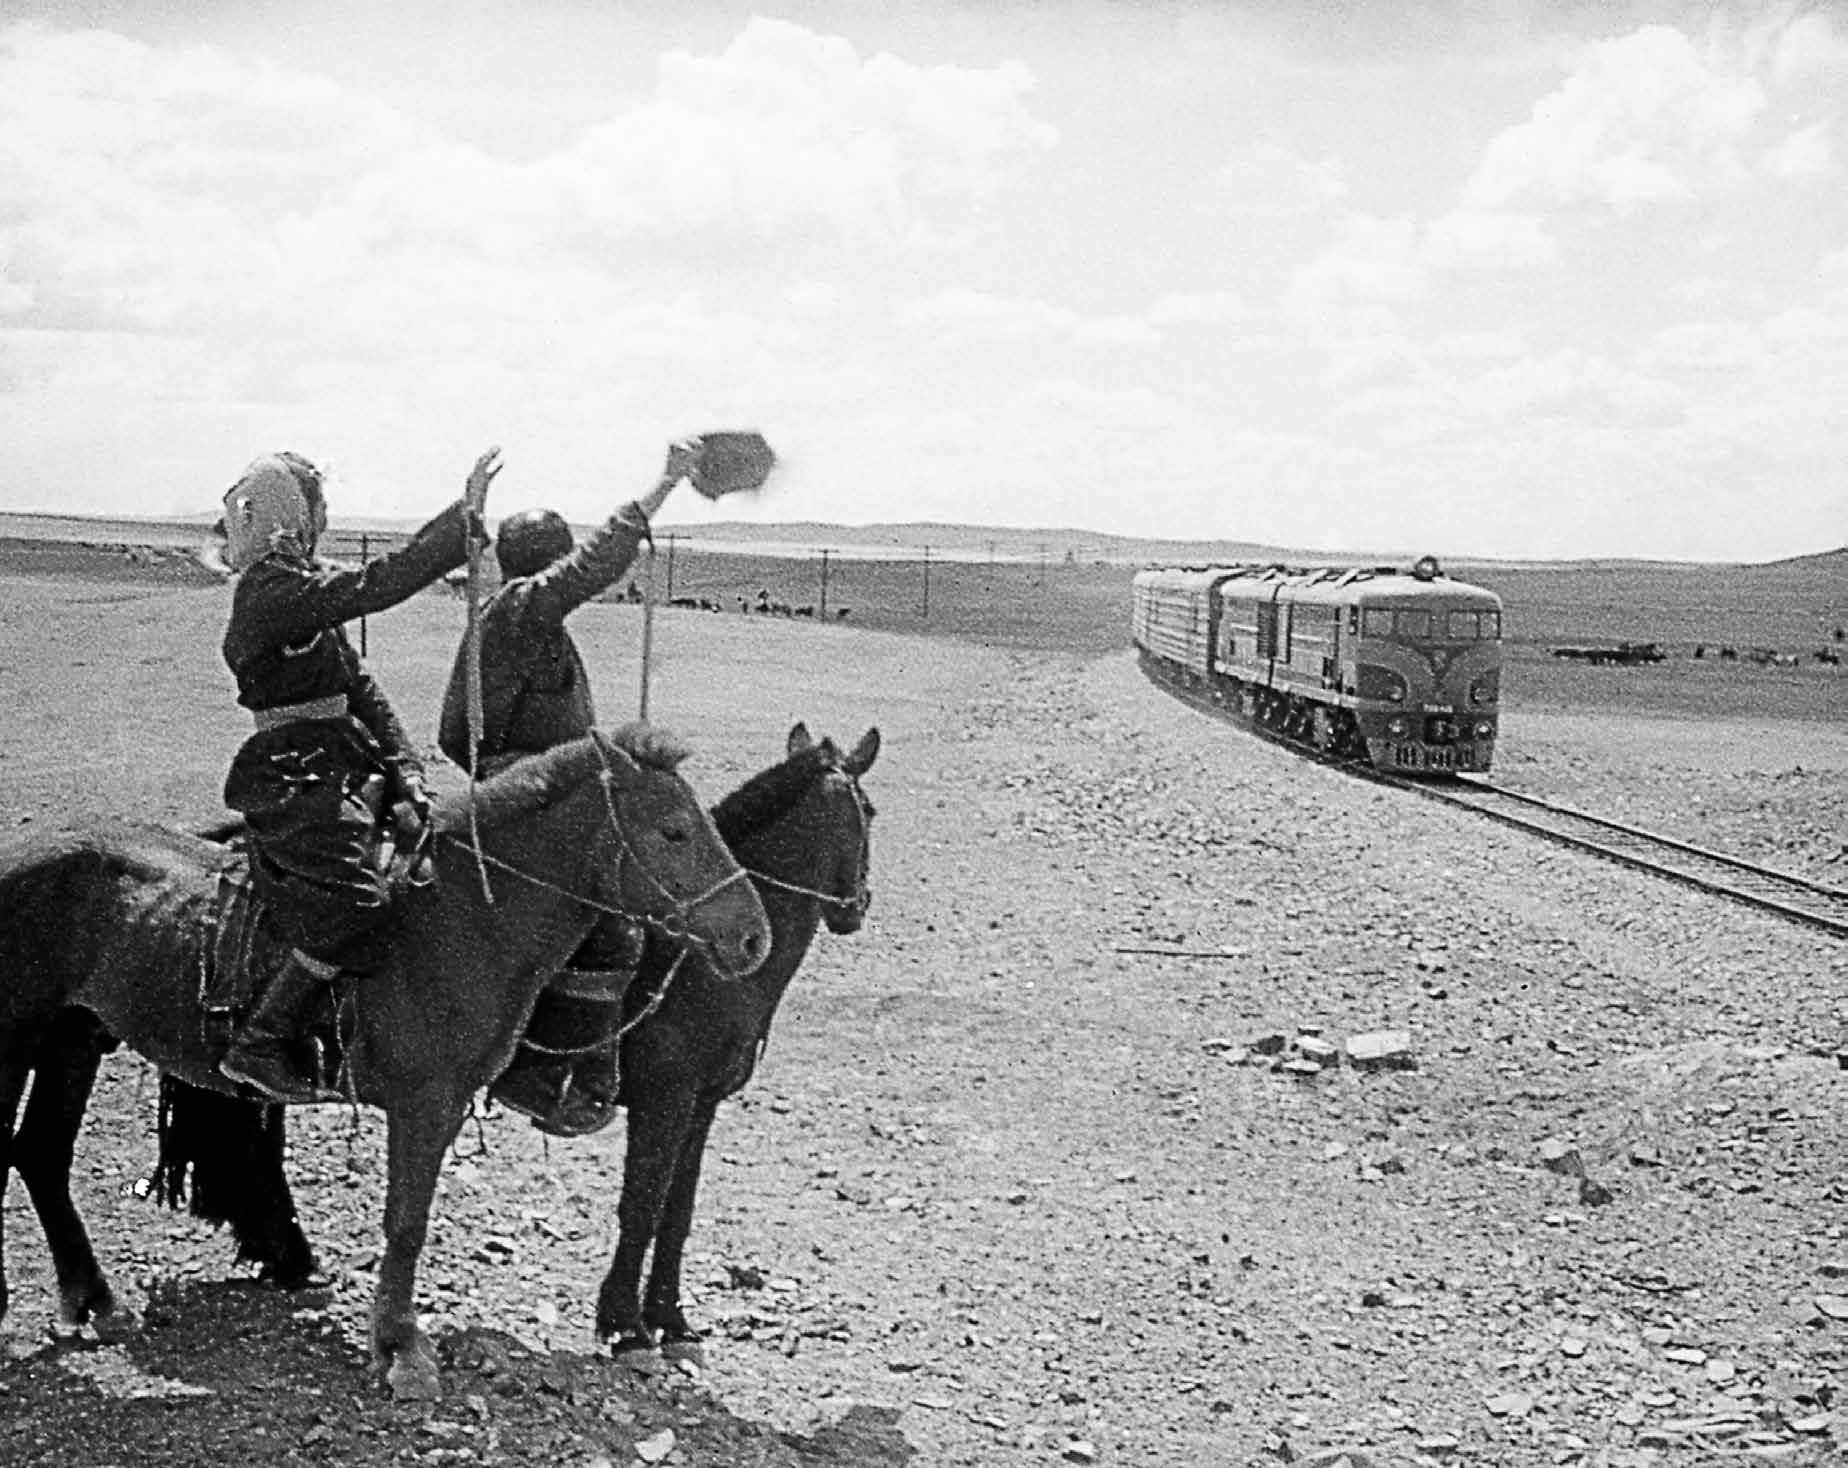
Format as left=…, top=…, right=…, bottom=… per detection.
left=1361, top=607, right=1501, bottom=639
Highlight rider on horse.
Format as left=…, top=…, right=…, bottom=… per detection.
left=437, top=439, right=698, bottom=1136
left=218, top=447, right=499, bottom=1103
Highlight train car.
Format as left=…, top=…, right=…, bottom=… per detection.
left=1133, top=556, right=1504, bottom=774
left=1129, top=566, right=1243, bottom=686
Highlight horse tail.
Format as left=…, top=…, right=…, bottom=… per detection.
left=153, top=1076, right=318, bottom=1285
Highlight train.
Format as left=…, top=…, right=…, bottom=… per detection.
left=1131, top=555, right=1505, bottom=774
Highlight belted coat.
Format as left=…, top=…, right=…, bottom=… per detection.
left=222, top=502, right=470, bottom=957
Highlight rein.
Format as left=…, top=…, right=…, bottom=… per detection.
left=432, top=737, right=752, bottom=950
left=742, top=771, right=872, bottom=917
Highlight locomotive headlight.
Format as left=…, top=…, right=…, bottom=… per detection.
left=1475, top=720, right=1494, bottom=738
left=1387, top=716, right=1410, bottom=737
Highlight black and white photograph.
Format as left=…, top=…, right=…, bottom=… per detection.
left=0, top=2, right=1843, bottom=1464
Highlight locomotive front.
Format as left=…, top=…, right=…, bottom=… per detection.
left=1346, top=559, right=1503, bottom=772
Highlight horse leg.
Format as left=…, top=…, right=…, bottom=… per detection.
left=0, top=1046, right=33, bottom=1327
left=13, top=1021, right=137, bottom=1340
left=372, top=1086, right=468, bottom=1399
left=643, top=1098, right=720, bottom=1362
left=594, top=1083, right=697, bottom=1350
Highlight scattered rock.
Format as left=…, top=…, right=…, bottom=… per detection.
left=1297, top=1036, right=1341, bottom=1067
left=1537, top=1138, right=1585, bottom=1178
left=1344, top=1030, right=1414, bottom=1071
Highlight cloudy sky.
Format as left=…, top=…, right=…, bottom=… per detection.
left=1, top=1, right=1843, bottom=561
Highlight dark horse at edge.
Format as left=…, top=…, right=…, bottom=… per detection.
left=152, top=722, right=879, bottom=1360
left=0, top=725, right=770, bottom=1398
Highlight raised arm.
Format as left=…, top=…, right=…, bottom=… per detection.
left=519, top=441, right=698, bottom=625
left=226, top=449, right=499, bottom=659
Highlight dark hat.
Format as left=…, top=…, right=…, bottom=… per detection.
left=496, top=509, right=574, bottom=580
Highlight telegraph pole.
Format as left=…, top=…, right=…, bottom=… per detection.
left=921, top=544, right=931, bottom=620
left=359, top=532, right=370, bottom=655
left=819, top=547, right=831, bottom=618
left=664, top=533, right=677, bottom=601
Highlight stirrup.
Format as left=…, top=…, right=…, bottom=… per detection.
left=221, top=1048, right=342, bottom=1105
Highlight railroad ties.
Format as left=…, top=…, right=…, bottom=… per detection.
left=1390, top=779, right=1848, bottom=939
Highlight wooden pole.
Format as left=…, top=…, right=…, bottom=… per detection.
left=639, top=539, right=658, bottom=721
left=359, top=532, right=370, bottom=655
left=819, top=547, right=831, bottom=619
left=922, top=544, right=931, bottom=621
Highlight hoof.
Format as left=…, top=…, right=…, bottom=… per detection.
left=260, top=1264, right=332, bottom=1293
left=384, top=1342, right=442, bottom=1401
left=91, top=1304, right=142, bottom=1345
left=659, top=1336, right=706, bottom=1370
left=610, top=1334, right=659, bottom=1366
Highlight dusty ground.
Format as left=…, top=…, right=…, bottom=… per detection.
left=1, top=554, right=1845, bottom=1468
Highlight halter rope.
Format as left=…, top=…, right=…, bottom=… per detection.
left=432, top=735, right=754, bottom=947
left=740, top=771, right=873, bottom=916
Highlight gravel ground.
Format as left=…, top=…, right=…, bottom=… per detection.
left=1, top=573, right=1844, bottom=1468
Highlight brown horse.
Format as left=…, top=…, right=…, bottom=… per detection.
left=0, top=724, right=768, bottom=1398
left=595, top=721, right=878, bottom=1354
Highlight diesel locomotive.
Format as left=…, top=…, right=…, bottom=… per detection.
left=1131, top=556, right=1505, bottom=773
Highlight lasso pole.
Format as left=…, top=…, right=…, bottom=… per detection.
left=463, top=465, right=495, bottom=902
left=638, top=537, right=657, bottom=721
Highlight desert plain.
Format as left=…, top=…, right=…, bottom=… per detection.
left=0, top=533, right=1844, bottom=1467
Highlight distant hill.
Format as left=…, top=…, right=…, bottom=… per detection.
left=0, top=507, right=1839, bottom=572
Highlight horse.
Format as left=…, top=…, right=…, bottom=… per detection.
left=594, top=721, right=878, bottom=1354
left=0, top=724, right=769, bottom=1399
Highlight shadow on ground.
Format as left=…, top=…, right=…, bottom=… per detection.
left=0, top=1278, right=915, bottom=1468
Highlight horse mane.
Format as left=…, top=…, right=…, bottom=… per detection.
left=711, top=742, right=834, bottom=845
left=434, top=723, right=691, bottom=835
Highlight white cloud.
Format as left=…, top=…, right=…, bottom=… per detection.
left=1284, top=214, right=1424, bottom=326
left=0, top=17, right=1061, bottom=348
left=1763, top=121, right=1832, bottom=178
left=1468, top=348, right=1685, bottom=428
left=1769, top=12, right=1848, bottom=86
left=548, top=19, right=1058, bottom=255
left=1429, top=331, right=1527, bottom=361
left=1461, top=25, right=1765, bottom=211
left=1147, top=291, right=1250, bottom=326
left=894, top=289, right=1161, bottom=348
left=1638, top=319, right=1767, bottom=373
left=1420, top=209, right=1558, bottom=269
left=1320, top=334, right=1426, bottom=396
left=1197, top=142, right=1346, bottom=218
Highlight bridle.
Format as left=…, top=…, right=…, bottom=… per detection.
left=436, top=735, right=755, bottom=953
left=745, top=768, right=873, bottom=920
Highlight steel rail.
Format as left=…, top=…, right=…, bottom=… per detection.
left=1139, top=657, right=1848, bottom=939
left=1377, top=774, right=1848, bottom=939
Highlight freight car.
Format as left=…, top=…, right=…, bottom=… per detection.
left=1132, top=556, right=1504, bottom=773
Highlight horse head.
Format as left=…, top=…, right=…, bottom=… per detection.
left=786, top=722, right=879, bottom=936
left=590, top=724, right=769, bottom=979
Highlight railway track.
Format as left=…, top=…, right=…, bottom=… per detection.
left=1379, top=776, right=1848, bottom=939
left=1142, top=660, right=1848, bottom=938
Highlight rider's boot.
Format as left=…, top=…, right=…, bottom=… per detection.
left=543, top=1046, right=623, bottom=1139
left=491, top=966, right=630, bottom=1136
left=220, top=949, right=343, bottom=1104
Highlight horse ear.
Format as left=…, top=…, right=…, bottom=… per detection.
left=843, top=727, right=880, bottom=776
left=787, top=722, right=813, bottom=756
